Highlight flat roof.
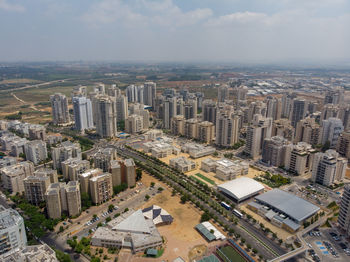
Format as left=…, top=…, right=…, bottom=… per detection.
left=255, top=189, right=320, bottom=222
left=218, top=177, right=264, bottom=201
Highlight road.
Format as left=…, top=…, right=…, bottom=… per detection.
left=116, top=145, right=286, bottom=260
left=0, top=79, right=72, bottom=93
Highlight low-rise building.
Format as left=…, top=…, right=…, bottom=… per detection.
left=181, top=143, right=216, bottom=159
left=91, top=209, right=163, bottom=253
left=169, top=156, right=196, bottom=172
left=201, top=158, right=249, bottom=180
left=143, top=141, right=180, bottom=158
left=2, top=243, right=58, bottom=262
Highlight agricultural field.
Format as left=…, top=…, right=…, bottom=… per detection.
left=217, top=245, right=246, bottom=262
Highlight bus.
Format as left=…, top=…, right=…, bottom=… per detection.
left=221, top=201, right=231, bottom=210
left=233, top=209, right=243, bottom=218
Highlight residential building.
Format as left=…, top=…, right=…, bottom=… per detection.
left=294, top=117, right=320, bottom=145
left=94, top=95, right=118, bottom=138
left=51, top=141, right=81, bottom=170
left=34, top=168, right=58, bottom=183
left=337, top=131, right=350, bottom=160
left=184, top=118, right=199, bottom=139
left=45, top=181, right=81, bottom=219
left=262, top=136, right=290, bottom=167
left=50, top=93, right=70, bottom=125
left=125, top=114, right=143, bottom=134
left=290, top=99, right=308, bottom=128
left=143, top=82, right=156, bottom=108
left=23, top=174, right=51, bottom=205
left=28, top=124, right=46, bottom=141
left=78, top=168, right=103, bottom=194
left=197, top=121, right=215, bottom=144
left=311, top=150, right=347, bottom=186
left=320, top=117, right=344, bottom=148
left=2, top=243, right=58, bottom=262
left=61, top=158, right=90, bottom=181
left=244, top=115, right=273, bottom=159
left=72, top=96, right=94, bottom=132
left=202, top=99, right=217, bottom=124
left=116, top=95, right=128, bottom=122
left=24, top=140, right=47, bottom=165
left=215, top=110, right=240, bottom=147
left=171, top=115, right=185, bottom=136
left=0, top=205, right=27, bottom=257
left=0, top=162, right=34, bottom=194
left=284, top=142, right=316, bottom=175
left=89, top=173, right=113, bottom=204
left=338, top=184, right=350, bottom=237
left=218, top=85, right=229, bottom=103
left=272, top=119, right=294, bottom=141
left=0, top=157, right=17, bottom=169
left=92, top=148, right=117, bottom=172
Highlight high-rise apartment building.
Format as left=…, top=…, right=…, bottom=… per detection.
left=320, top=117, right=344, bottom=148
left=78, top=168, right=104, bottom=194
left=338, top=184, right=350, bottom=237
left=171, top=115, right=185, bottom=136
left=265, top=97, right=282, bottom=120
left=23, top=173, right=51, bottom=205
left=94, top=95, right=118, bottom=138
left=337, top=131, right=350, bottom=160
left=24, top=140, right=47, bottom=165
left=294, top=117, right=320, bottom=145
left=51, top=141, right=82, bottom=170
left=92, top=148, right=117, bottom=172
left=72, top=96, right=94, bottom=132
left=163, top=97, right=177, bottom=129
left=45, top=181, right=81, bottom=219
left=61, top=158, right=90, bottom=181
left=125, top=114, right=143, bottom=134
left=197, top=121, right=215, bottom=144
left=0, top=161, right=34, bottom=194
left=244, top=115, right=272, bottom=159
left=324, top=88, right=344, bottom=105
left=202, top=99, right=217, bottom=124
left=262, top=136, right=290, bottom=167
left=116, top=95, right=128, bottom=122
left=311, top=150, right=347, bottom=186
left=0, top=205, right=27, bottom=256
left=272, top=119, right=294, bottom=141
left=34, top=168, right=58, bottom=184
left=218, top=85, right=229, bottom=103
left=284, top=142, right=316, bottom=175
left=50, top=93, right=70, bottom=125
left=89, top=173, right=113, bottom=205
left=143, top=82, right=156, bottom=108
left=290, top=99, right=308, bottom=128
left=215, top=110, right=240, bottom=147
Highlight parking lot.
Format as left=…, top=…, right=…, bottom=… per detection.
left=304, top=228, right=350, bottom=262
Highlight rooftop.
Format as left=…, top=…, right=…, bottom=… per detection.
left=218, top=177, right=264, bottom=201
left=255, top=189, right=320, bottom=222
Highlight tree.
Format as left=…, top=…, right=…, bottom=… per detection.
left=201, top=212, right=211, bottom=222
left=108, top=204, right=114, bottom=212
left=145, top=194, right=150, bottom=200
left=81, top=192, right=92, bottom=210
left=158, top=187, right=164, bottom=192
left=150, top=182, right=155, bottom=187
left=59, top=226, right=64, bottom=233
left=322, top=141, right=331, bottom=152
left=106, top=217, right=112, bottom=222
left=136, top=169, right=142, bottom=181
left=180, top=195, right=189, bottom=204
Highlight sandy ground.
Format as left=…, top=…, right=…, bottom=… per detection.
left=240, top=205, right=293, bottom=241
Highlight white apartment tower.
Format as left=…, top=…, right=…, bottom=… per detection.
left=72, top=96, right=94, bottom=132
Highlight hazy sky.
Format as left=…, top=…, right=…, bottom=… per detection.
left=0, top=0, right=349, bottom=64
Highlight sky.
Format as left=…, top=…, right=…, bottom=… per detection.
left=0, top=0, right=349, bottom=64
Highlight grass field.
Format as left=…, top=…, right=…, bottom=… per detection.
left=217, top=245, right=246, bottom=262
left=190, top=176, right=207, bottom=186
left=195, top=173, right=216, bottom=185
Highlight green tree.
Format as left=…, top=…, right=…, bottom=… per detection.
left=108, top=204, right=114, bottom=212
left=136, top=169, right=142, bottom=181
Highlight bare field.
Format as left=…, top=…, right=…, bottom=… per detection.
left=0, top=78, right=42, bottom=84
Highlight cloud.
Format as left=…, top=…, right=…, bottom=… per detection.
left=81, top=0, right=212, bottom=27
left=0, top=0, right=25, bottom=12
